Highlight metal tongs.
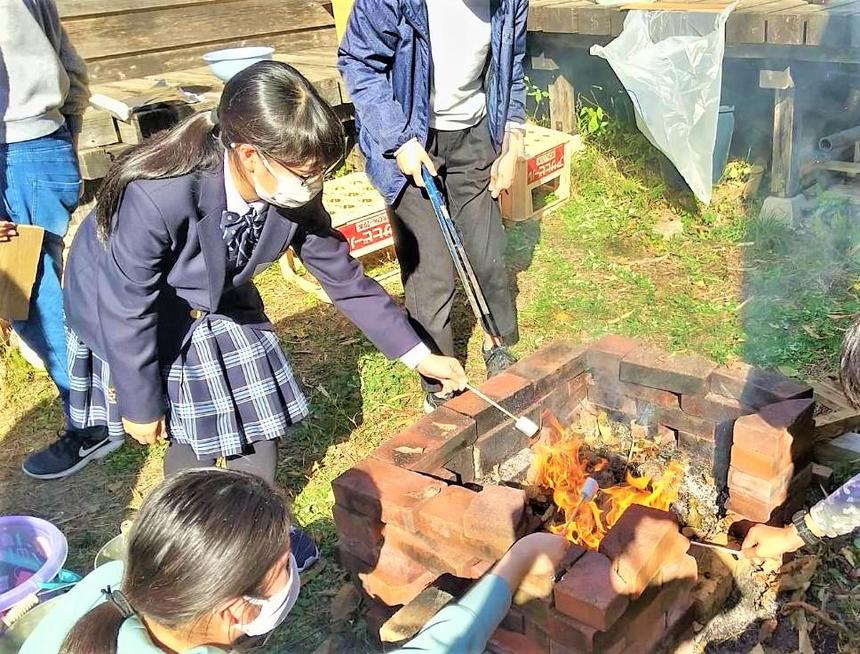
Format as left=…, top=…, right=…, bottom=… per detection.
left=421, top=166, right=503, bottom=347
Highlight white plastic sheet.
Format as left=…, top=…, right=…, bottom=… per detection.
left=591, top=6, right=735, bottom=204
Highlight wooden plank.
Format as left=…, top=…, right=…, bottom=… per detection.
left=763, top=0, right=816, bottom=44
left=78, top=107, right=119, bottom=148
left=769, top=67, right=798, bottom=197
left=727, top=0, right=797, bottom=44
left=621, top=2, right=731, bottom=9
left=531, top=1, right=579, bottom=33
left=575, top=2, right=614, bottom=36
left=811, top=160, right=860, bottom=174
left=57, top=0, right=223, bottom=19
left=813, top=408, right=860, bottom=440
left=83, top=27, right=337, bottom=84
left=0, top=226, right=45, bottom=321
left=63, top=0, right=334, bottom=60
left=549, top=72, right=577, bottom=134
left=77, top=143, right=130, bottom=180
left=810, top=380, right=854, bottom=410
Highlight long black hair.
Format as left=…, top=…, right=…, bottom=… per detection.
left=60, top=469, right=292, bottom=654
left=95, top=60, right=345, bottom=240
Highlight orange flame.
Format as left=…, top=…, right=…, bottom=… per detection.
left=531, top=424, right=684, bottom=550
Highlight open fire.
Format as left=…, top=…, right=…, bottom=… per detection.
left=530, top=416, right=686, bottom=549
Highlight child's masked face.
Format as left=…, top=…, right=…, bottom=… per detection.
left=252, top=150, right=323, bottom=209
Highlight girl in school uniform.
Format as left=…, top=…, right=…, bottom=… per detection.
left=22, top=61, right=467, bottom=487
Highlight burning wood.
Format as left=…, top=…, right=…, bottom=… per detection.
left=529, top=420, right=686, bottom=549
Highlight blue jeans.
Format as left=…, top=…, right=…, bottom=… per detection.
left=1, top=126, right=81, bottom=421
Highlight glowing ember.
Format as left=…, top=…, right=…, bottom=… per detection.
left=530, top=420, right=685, bottom=550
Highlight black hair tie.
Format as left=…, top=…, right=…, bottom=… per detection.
left=101, top=586, right=135, bottom=619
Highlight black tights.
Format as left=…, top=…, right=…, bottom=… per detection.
left=163, top=440, right=278, bottom=486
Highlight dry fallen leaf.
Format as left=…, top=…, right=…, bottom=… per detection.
left=394, top=445, right=425, bottom=455
left=778, top=556, right=819, bottom=592
left=758, top=618, right=778, bottom=643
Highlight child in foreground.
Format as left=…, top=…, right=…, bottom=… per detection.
left=21, top=468, right=569, bottom=654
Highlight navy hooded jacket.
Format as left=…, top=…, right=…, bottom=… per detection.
left=337, top=0, right=529, bottom=205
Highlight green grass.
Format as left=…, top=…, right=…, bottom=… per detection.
left=3, top=122, right=860, bottom=652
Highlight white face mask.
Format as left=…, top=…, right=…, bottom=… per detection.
left=254, top=152, right=323, bottom=209
left=239, top=553, right=301, bottom=637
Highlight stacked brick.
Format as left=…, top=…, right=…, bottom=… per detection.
left=330, top=336, right=816, bottom=649
left=503, top=506, right=696, bottom=654
left=583, top=335, right=814, bottom=522
left=727, top=398, right=816, bottom=521
left=331, top=341, right=590, bottom=608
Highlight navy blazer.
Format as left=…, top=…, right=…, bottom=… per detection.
left=63, top=164, right=421, bottom=423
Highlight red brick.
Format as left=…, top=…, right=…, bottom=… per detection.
left=331, top=458, right=446, bottom=530
left=709, top=362, right=813, bottom=409
left=554, top=551, right=629, bottom=630
left=332, top=504, right=383, bottom=567
left=446, top=372, right=535, bottom=435
left=620, top=347, right=716, bottom=395
left=681, top=392, right=753, bottom=422
left=658, top=553, right=698, bottom=588
left=729, top=442, right=792, bottom=478
left=444, top=446, right=476, bottom=483
left=655, top=406, right=721, bottom=441
left=588, top=383, right=637, bottom=415
left=524, top=618, right=551, bottom=650
left=542, top=374, right=589, bottom=425
left=588, top=335, right=641, bottom=379
left=473, top=411, right=535, bottom=476
left=598, top=505, right=690, bottom=598
left=463, top=485, right=526, bottom=559
left=372, top=407, right=477, bottom=473
left=501, top=607, right=526, bottom=634
left=727, top=464, right=794, bottom=501
left=487, top=627, right=548, bottom=654
left=732, top=398, right=815, bottom=458
left=383, top=524, right=485, bottom=579
left=677, top=430, right=731, bottom=487
left=725, top=490, right=776, bottom=522
left=621, top=381, right=680, bottom=408
left=545, top=610, right=598, bottom=653
left=417, top=484, right=476, bottom=543
left=507, top=341, right=588, bottom=396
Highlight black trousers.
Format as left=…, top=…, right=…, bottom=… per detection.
left=388, top=118, right=518, bottom=391
left=163, top=440, right=278, bottom=486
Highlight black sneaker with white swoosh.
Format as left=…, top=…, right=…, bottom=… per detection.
left=22, top=426, right=124, bottom=480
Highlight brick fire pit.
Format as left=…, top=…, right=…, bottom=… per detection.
left=332, top=336, right=815, bottom=652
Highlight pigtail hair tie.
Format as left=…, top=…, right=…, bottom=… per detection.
left=101, top=586, right=135, bottom=618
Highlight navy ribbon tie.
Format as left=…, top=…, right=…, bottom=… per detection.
left=221, top=207, right=266, bottom=269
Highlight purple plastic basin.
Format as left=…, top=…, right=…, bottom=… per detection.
left=0, top=516, right=67, bottom=614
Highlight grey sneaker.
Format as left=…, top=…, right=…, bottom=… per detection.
left=483, top=345, right=517, bottom=378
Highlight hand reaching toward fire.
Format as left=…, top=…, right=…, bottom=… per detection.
left=494, top=532, right=571, bottom=601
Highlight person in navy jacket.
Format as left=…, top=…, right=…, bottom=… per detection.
left=338, top=0, right=529, bottom=413
left=22, top=61, right=467, bottom=486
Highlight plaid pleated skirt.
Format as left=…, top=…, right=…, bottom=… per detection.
left=67, top=316, right=310, bottom=458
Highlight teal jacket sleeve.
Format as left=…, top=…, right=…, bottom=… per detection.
left=391, top=574, right=513, bottom=653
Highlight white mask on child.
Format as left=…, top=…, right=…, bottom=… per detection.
left=255, top=152, right=323, bottom=209
left=239, top=553, right=301, bottom=636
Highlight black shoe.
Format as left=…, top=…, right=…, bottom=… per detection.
left=290, top=526, right=320, bottom=573
left=423, top=391, right=453, bottom=414
left=22, top=426, right=124, bottom=480
left=483, top=345, right=517, bottom=378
